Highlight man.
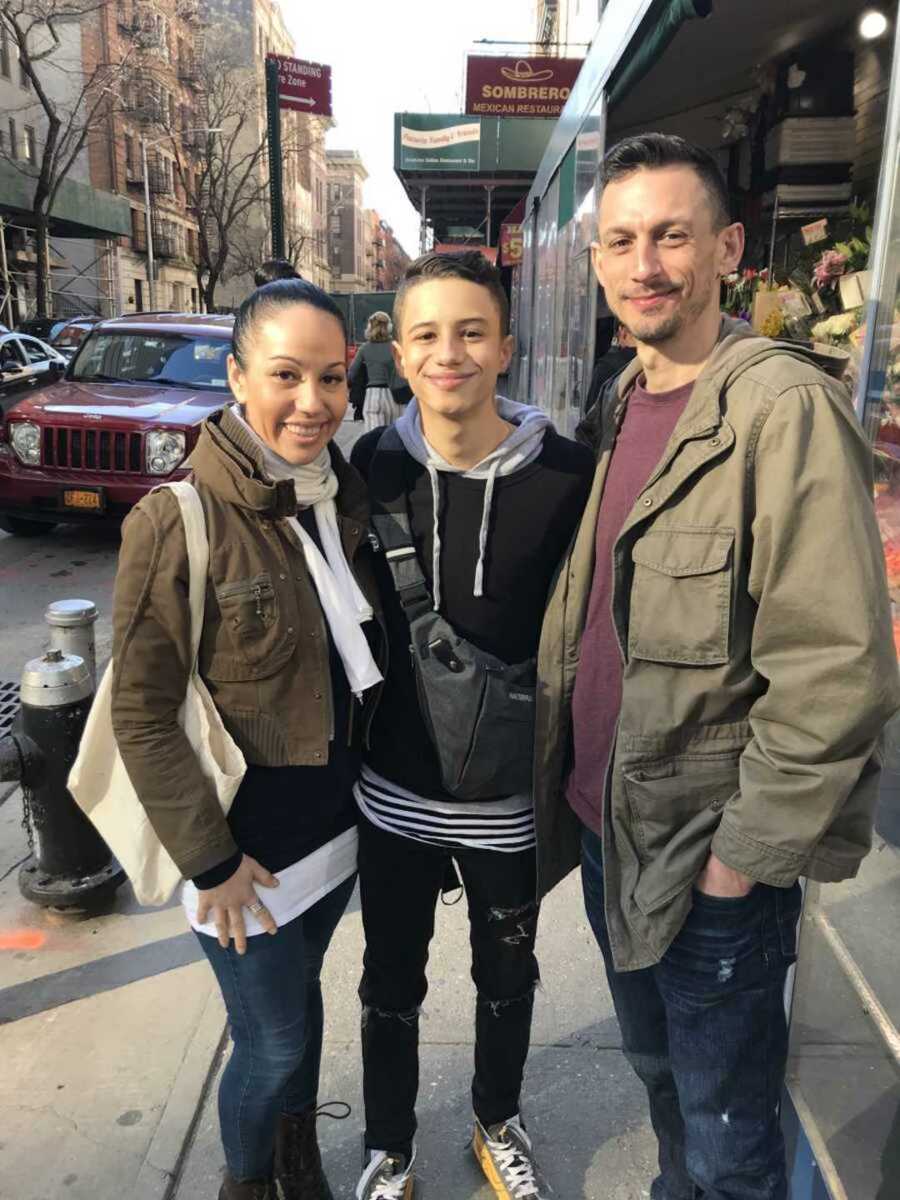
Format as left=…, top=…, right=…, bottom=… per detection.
left=534, top=132, right=900, bottom=1200
left=350, top=251, right=594, bottom=1199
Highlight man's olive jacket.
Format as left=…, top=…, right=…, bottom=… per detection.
left=534, top=318, right=900, bottom=971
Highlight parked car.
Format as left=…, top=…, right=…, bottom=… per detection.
left=0, top=312, right=234, bottom=536
left=50, top=316, right=103, bottom=361
left=0, top=332, right=67, bottom=412
left=15, top=317, right=59, bottom=342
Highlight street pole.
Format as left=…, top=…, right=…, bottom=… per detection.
left=140, top=136, right=156, bottom=311
left=485, top=185, right=494, bottom=250
left=419, top=185, right=428, bottom=255
left=265, top=57, right=285, bottom=259
left=0, top=217, right=12, bottom=326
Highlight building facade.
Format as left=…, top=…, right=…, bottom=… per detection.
left=78, top=0, right=209, bottom=313
left=1, top=12, right=129, bottom=319
left=533, top=0, right=603, bottom=53
left=380, top=218, right=411, bottom=290
left=327, top=149, right=368, bottom=293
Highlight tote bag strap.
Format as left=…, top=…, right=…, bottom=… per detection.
left=159, top=480, right=209, bottom=669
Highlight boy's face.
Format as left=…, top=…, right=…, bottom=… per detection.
left=393, top=277, right=512, bottom=422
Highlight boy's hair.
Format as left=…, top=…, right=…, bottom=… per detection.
left=394, top=251, right=510, bottom=337
left=253, top=258, right=303, bottom=287
left=600, top=133, right=731, bottom=229
left=232, top=278, right=346, bottom=368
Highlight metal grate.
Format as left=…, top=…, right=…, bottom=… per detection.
left=0, top=681, right=20, bottom=739
left=43, top=427, right=143, bottom=474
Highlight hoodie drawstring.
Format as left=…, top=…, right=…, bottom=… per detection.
left=427, top=463, right=443, bottom=611
left=473, top=459, right=500, bottom=599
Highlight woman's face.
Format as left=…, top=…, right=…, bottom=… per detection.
left=227, top=302, right=348, bottom=465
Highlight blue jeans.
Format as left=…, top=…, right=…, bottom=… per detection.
left=197, top=875, right=355, bottom=1181
left=581, top=827, right=802, bottom=1200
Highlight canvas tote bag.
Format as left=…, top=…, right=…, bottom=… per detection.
left=69, top=480, right=246, bottom=905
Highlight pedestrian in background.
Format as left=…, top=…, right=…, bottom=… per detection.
left=534, top=132, right=900, bottom=1200
left=254, top=259, right=303, bottom=287
left=349, top=311, right=404, bottom=428
left=111, top=279, right=384, bottom=1200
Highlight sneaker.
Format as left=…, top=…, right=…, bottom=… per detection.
left=355, top=1147, right=416, bottom=1200
left=472, top=1114, right=551, bottom=1199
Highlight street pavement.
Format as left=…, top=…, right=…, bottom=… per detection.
left=0, top=413, right=658, bottom=1200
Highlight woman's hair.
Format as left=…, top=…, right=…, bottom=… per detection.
left=232, top=278, right=347, bottom=368
left=253, top=259, right=302, bottom=287
left=365, top=311, right=393, bottom=342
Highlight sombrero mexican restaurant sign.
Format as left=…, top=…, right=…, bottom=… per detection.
left=466, top=56, right=583, bottom=118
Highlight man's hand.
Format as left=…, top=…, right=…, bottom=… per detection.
left=695, top=853, right=754, bottom=898
left=195, top=854, right=280, bottom=954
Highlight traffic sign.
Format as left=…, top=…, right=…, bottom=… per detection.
left=266, top=54, right=332, bottom=117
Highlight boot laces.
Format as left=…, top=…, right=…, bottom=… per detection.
left=366, top=1155, right=411, bottom=1199
left=486, top=1124, right=541, bottom=1199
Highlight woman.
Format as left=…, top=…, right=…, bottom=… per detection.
left=348, top=311, right=405, bottom=430
left=111, top=279, right=384, bottom=1200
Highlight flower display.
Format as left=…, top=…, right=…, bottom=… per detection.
left=812, top=250, right=849, bottom=291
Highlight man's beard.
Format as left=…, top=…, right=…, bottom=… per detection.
left=615, top=281, right=712, bottom=346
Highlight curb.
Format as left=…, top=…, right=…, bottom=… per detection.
left=133, top=985, right=228, bottom=1200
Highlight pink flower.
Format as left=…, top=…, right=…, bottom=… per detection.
left=813, top=250, right=848, bottom=290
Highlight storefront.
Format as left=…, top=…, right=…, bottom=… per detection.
left=517, top=0, right=900, bottom=1194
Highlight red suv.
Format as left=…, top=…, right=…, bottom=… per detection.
left=0, top=312, right=234, bottom=536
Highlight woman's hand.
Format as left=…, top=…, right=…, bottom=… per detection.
left=196, top=854, right=280, bottom=954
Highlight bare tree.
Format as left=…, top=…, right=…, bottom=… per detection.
left=167, top=25, right=312, bottom=311
left=0, top=0, right=129, bottom=316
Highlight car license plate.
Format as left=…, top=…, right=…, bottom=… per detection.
left=62, top=488, right=103, bottom=511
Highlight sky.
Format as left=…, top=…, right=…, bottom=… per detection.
left=283, top=0, right=538, bottom=256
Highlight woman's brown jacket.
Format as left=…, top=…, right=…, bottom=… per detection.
left=111, top=404, right=384, bottom=879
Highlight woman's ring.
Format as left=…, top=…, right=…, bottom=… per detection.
left=247, top=900, right=265, bottom=916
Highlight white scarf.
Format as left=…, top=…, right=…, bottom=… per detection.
left=234, top=406, right=382, bottom=699
left=393, top=395, right=551, bottom=607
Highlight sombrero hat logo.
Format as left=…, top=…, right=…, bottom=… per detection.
left=500, top=60, right=555, bottom=83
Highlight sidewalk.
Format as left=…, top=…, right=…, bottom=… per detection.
left=0, top=787, right=227, bottom=1200
left=0, top=770, right=657, bottom=1200
left=173, top=874, right=658, bottom=1200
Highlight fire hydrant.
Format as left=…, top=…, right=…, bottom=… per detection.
left=0, top=648, right=123, bottom=910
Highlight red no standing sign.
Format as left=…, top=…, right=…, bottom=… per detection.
left=266, top=54, right=332, bottom=116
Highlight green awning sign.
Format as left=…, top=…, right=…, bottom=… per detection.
left=400, top=115, right=482, bottom=172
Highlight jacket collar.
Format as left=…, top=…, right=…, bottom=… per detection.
left=187, top=402, right=369, bottom=524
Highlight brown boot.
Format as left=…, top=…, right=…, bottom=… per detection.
left=218, top=1173, right=274, bottom=1200
left=275, top=1102, right=348, bottom=1200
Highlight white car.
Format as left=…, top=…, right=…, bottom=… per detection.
left=0, top=332, right=67, bottom=411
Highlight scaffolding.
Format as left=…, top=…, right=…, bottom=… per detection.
left=0, top=217, right=120, bottom=324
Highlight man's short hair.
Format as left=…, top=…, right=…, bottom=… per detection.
left=600, top=133, right=731, bottom=229
left=394, top=251, right=510, bottom=337
left=253, top=259, right=303, bottom=288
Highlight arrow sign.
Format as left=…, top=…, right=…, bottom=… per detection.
left=266, top=54, right=332, bottom=116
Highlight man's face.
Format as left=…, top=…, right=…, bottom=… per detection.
left=592, top=165, right=743, bottom=347
left=393, top=278, right=512, bottom=422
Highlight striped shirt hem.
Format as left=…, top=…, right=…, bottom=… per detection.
left=355, top=765, right=535, bottom=852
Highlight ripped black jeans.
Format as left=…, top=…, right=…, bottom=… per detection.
left=357, top=815, right=540, bottom=1157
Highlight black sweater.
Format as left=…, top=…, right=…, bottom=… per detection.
left=352, top=426, right=594, bottom=800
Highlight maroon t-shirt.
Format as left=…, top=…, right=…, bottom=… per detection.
left=567, top=376, right=694, bottom=834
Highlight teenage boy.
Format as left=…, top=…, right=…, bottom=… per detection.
left=534, top=133, right=900, bottom=1199
left=350, top=251, right=594, bottom=1200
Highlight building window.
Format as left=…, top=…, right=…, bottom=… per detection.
left=1, top=25, right=10, bottom=79
left=191, top=286, right=198, bottom=311
left=8, top=118, right=17, bottom=159
left=24, top=126, right=36, bottom=162
left=19, top=52, right=29, bottom=90
left=135, top=278, right=144, bottom=311
left=125, top=133, right=136, bottom=175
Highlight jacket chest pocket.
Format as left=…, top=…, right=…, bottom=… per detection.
left=627, top=528, right=734, bottom=666
left=215, top=572, right=285, bottom=668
